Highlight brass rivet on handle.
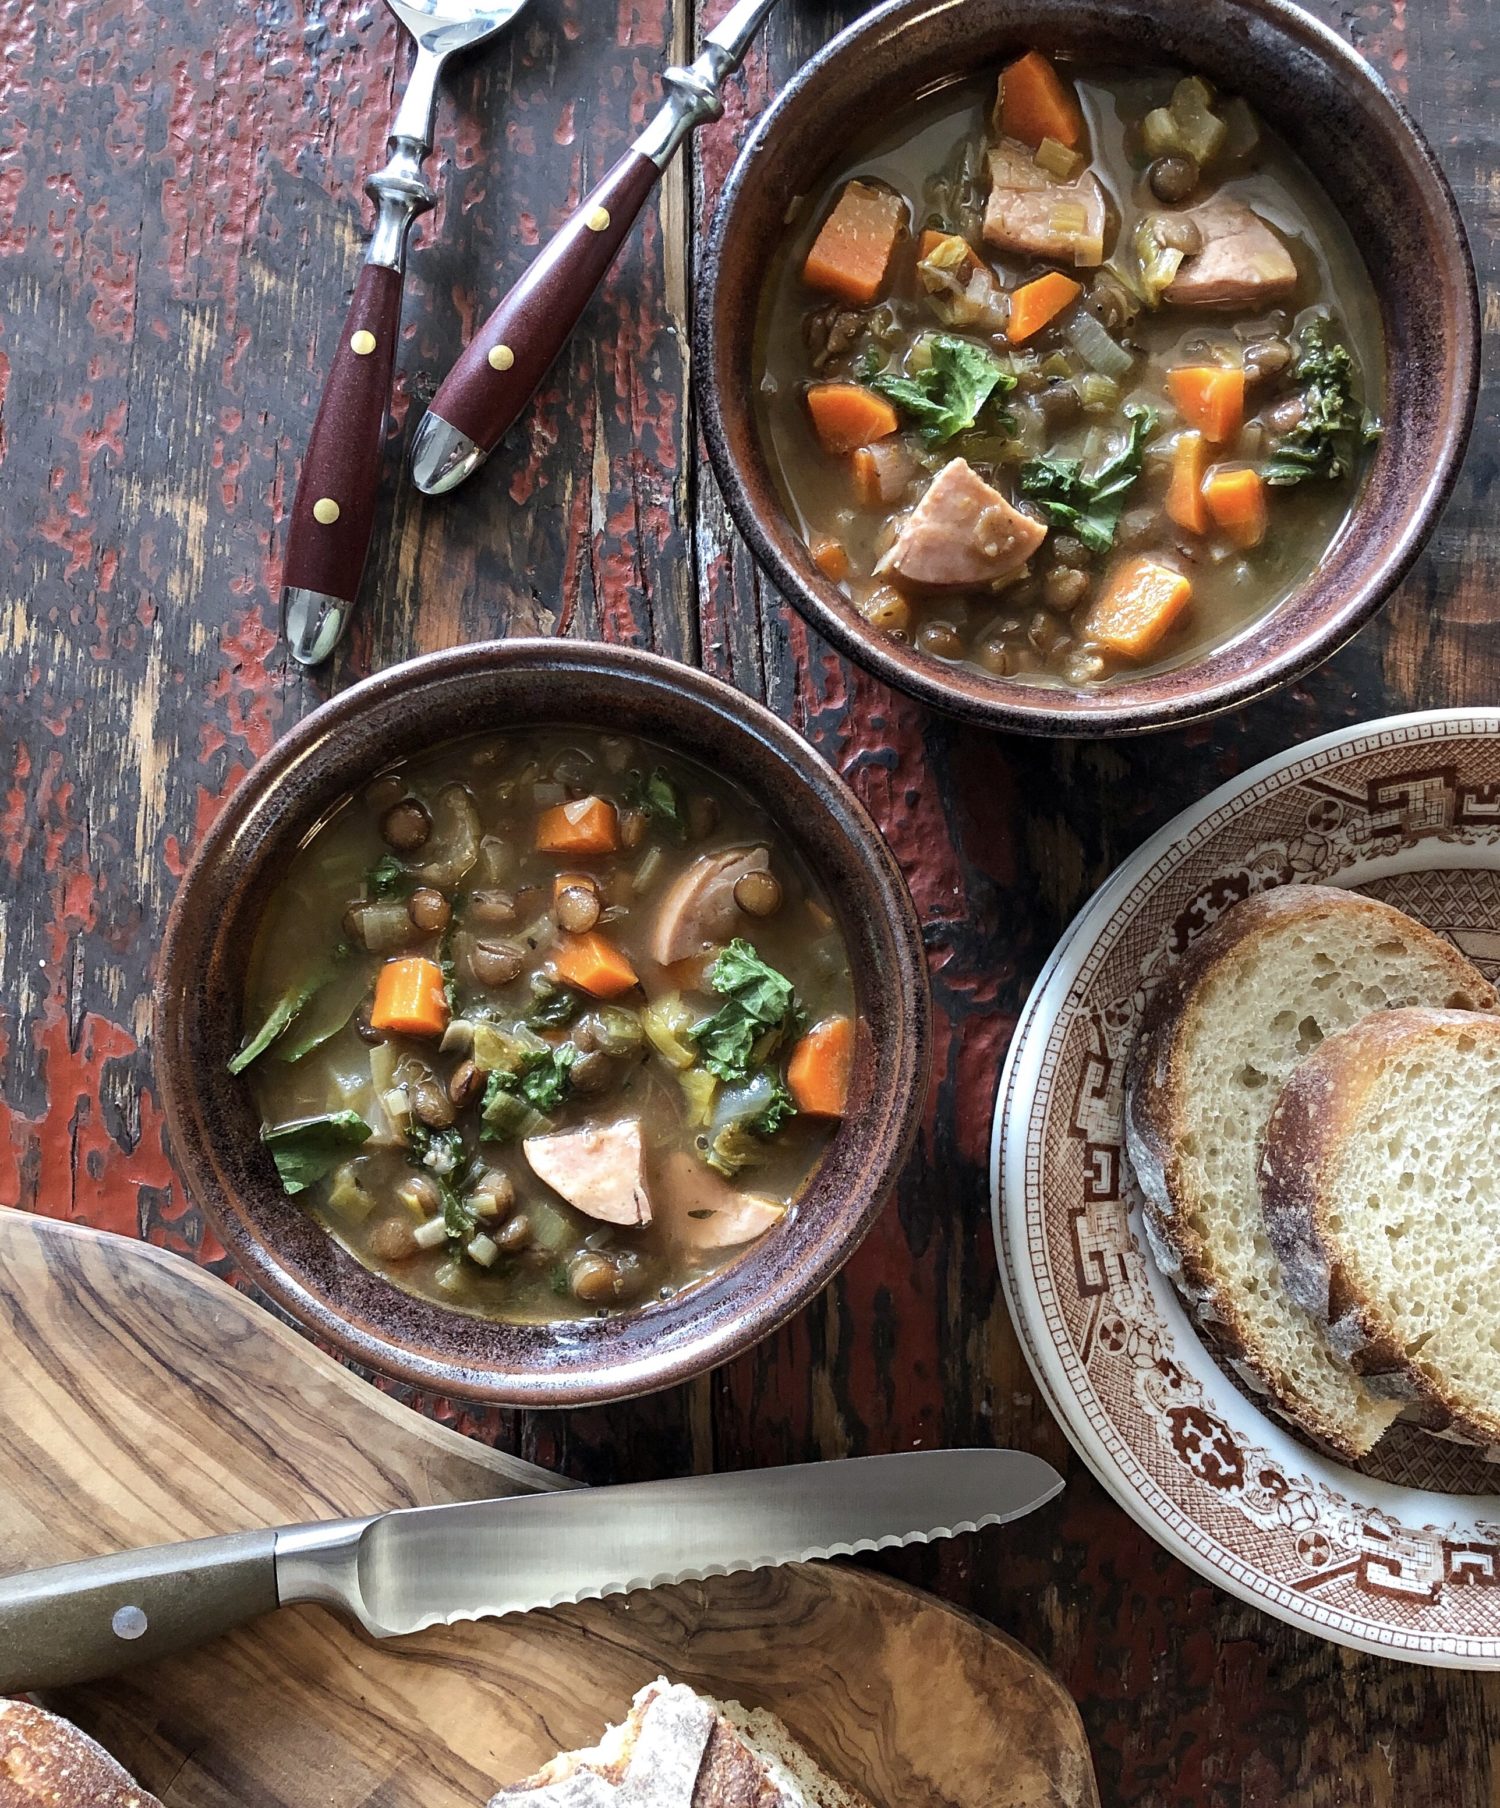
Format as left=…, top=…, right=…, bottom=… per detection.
left=313, top=498, right=341, bottom=525
left=350, top=330, right=377, bottom=356
left=488, top=343, right=515, bottom=371
left=586, top=206, right=611, bottom=233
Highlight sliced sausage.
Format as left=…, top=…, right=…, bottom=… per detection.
left=648, top=846, right=770, bottom=966
left=983, top=140, right=1109, bottom=267
left=654, top=1151, right=787, bottom=1251
left=1163, top=196, right=1297, bottom=307
left=523, top=1118, right=651, bottom=1226
left=879, top=458, right=1048, bottom=590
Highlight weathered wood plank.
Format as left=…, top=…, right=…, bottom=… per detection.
left=4, top=0, right=1500, bottom=1798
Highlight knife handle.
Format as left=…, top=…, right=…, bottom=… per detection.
left=0, top=1529, right=279, bottom=1691
left=417, top=148, right=661, bottom=470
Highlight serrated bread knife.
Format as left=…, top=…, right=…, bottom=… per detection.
left=0, top=1449, right=1060, bottom=1691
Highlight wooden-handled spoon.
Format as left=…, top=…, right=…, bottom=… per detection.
left=408, top=0, right=783, bottom=497
left=281, top=0, right=534, bottom=668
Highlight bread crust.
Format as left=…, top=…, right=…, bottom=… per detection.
left=1260, top=1007, right=1500, bottom=1449
left=0, top=1700, right=161, bottom=1808
left=1123, top=885, right=1496, bottom=1459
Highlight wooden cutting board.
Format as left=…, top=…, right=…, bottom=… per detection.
left=0, top=1209, right=1097, bottom=1808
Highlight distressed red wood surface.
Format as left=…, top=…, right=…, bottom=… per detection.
left=2, top=0, right=1498, bottom=1802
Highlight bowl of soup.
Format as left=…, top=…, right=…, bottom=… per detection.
left=156, top=641, right=930, bottom=1405
left=697, top=0, right=1477, bottom=734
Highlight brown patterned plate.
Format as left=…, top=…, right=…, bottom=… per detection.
left=993, top=710, right=1500, bottom=1665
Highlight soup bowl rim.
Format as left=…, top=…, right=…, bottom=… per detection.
left=695, top=0, right=1480, bottom=736
left=155, top=638, right=932, bottom=1407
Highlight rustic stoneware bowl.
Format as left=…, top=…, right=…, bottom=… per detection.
left=156, top=641, right=931, bottom=1407
left=698, top=0, right=1478, bottom=736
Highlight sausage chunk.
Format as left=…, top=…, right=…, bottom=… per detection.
left=1163, top=196, right=1297, bottom=307
left=879, top=459, right=1047, bottom=590
left=654, top=1151, right=787, bottom=1251
left=523, top=1118, right=651, bottom=1226
left=649, top=846, right=770, bottom=967
left=983, top=140, right=1109, bottom=268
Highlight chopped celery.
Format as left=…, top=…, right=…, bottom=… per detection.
left=480, top=1081, right=549, bottom=1144
left=527, top=1199, right=578, bottom=1255
left=679, top=1066, right=719, bottom=1128
left=642, top=995, right=698, bottom=1070
left=1034, top=136, right=1082, bottom=181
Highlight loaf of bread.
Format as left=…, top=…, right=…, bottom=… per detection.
left=488, top=1678, right=871, bottom=1808
left=0, top=1699, right=161, bottom=1808
left=1261, top=1006, right=1500, bottom=1453
left=1124, top=884, right=1496, bottom=1460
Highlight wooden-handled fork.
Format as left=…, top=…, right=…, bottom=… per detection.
left=280, top=0, right=534, bottom=668
left=407, top=0, right=783, bottom=498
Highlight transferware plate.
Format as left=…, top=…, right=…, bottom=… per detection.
left=993, top=709, right=1500, bottom=1665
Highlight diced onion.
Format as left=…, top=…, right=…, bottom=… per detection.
left=1063, top=311, right=1135, bottom=379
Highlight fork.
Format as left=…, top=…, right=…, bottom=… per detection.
left=281, top=0, right=534, bottom=668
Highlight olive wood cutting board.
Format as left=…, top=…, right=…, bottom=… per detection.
left=0, top=1209, right=1097, bottom=1808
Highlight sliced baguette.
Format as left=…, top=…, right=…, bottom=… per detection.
left=1124, top=884, right=1496, bottom=1460
left=1261, top=1007, right=1500, bottom=1450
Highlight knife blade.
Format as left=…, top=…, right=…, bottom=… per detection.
left=0, top=1449, right=1061, bottom=1692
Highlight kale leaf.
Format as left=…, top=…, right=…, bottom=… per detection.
left=702, top=1071, right=799, bottom=1177
left=479, top=1043, right=576, bottom=1142
left=261, top=1111, right=372, bottom=1195
left=524, top=976, right=582, bottom=1029
left=869, top=334, right=1016, bottom=444
left=624, top=766, right=686, bottom=837
left=691, top=940, right=802, bottom=1084
left=228, top=982, right=318, bottom=1075
left=1018, top=404, right=1158, bottom=555
left=365, top=853, right=409, bottom=900
left=1263, top=318, right=1379, bottom=488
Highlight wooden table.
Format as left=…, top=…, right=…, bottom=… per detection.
left=0, top=1, right=1493, bottom=1801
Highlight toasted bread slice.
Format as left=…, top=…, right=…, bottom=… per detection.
left=489, top=1678, right=871, bottom=1808
left=1124, top=885, right=1496, bottom=1460
left=0, top=1700, right=162, bottom=1808
left=1262, top=1007, right=1500, bottom=1452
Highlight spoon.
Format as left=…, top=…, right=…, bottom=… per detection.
left=408, top=0, right=783, bottom=497
left=281, top=0, right=533, bottom=669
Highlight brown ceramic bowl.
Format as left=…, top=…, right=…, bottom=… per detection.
left=156, top=641, right=931, bottom=1407
left=697, top=0, right=1478, bottom=736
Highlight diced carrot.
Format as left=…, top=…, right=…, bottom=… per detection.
left=370, top=956, right=449, bottom=1039
left=1005, top=270, right=1082, bottom=343
left=1082, top=556, right=1194, bottom=662
left=1165, top=431, right=1210, bottom=534
left=552, top=931, right=639, bottom=999
left=806, top=382, right=900, bottom=456
left=810, top=535, right=851, bottom=582
left=918, top=228, right=955, bottom=260
left=998, top=51, right=1086, bottom=151
left=1166, top=365, right=1244, bottom=444
left=1202, top=464, right=1269, bottom=549
left=536, top=795, right=620, bottom=857
left=787, top=1015, right=854, bottom=1118
left=803, top=180, right=906, bottom=306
